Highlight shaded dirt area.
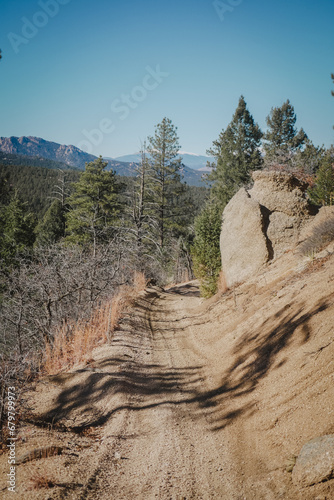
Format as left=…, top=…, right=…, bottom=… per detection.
left=1, top=250, right=334, bottom=499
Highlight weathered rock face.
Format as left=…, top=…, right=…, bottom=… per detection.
left=220, top=170, right=318, bottom=287
left=249, top=171, right=312, bottom=216
left=249, top=171, right=317, bottom=259
left=292, top=434, right=334, bottom=487
left=220, top=188, right=269, bottom=288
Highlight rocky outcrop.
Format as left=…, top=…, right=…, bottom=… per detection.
left=220, top=188, right=270, bottom=287
left=249, top=171, right=317, bottom=259
left=220, top=170, right=318, bottom=287
left=292, top=435, right=334, bottom=487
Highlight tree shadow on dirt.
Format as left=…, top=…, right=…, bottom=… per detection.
left=29, top=296, right=330, bottom=434
left=190, top=297, right=331, bottom=431
left=166, top=284, right=201, bottom=297
left=29, top=359, right=204, bottom=432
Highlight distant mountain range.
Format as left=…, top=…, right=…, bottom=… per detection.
left=113, top=152, right=212, bottom=171
left=0, top=136, right=96, bottom=169
left=0, top=137, right=209, bottom=187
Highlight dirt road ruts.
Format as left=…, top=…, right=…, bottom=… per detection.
left=81, top=284, right=239, bottom=499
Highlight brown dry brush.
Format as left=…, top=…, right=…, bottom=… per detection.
left=43, top=270, right=147, bottom=374
left=299, top=216, right=334, bottom=257
left=0, top=240, right=142, bottom=440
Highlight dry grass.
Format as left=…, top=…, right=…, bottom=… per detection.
left=43, top=272, right=147, bottom=375
left=264, top=163, right=315, bottom=185
left=299, top=217, right=334, bottom=257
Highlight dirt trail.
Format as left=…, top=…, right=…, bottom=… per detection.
left=1, top=251, right=334, bottom=499
left=82, top=285, right=239, bottom=499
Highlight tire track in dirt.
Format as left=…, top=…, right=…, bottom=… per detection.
left=82, top=285, right=239, bottom=499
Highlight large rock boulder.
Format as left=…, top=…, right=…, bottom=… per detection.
left=220, top=188, right=269, bottom=288
left=249, top=171, right=316, bottom=259
left=292, top=435, right=334, bottom=487
left=220, top=171, right=319, bottom=287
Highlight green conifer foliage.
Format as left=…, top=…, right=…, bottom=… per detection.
left=35, top=199, right=66, bottom=246
left=147, top=117, right=184, bottom=250
left=263, top=99, right=307, bottom=168
left=0, top=195, right=36, bottom=266
left=66, top=157, right=121, bottom=253
left=207, top=96, right=263, bottom=207
left=294, top=139, right=326, bottom=176
left=309, top=149, right=334, bottom=206
left=192, top=202, right=222, bottom=297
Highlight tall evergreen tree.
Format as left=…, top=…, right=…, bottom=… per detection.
left=191, top=201, right=222, bottom=297
left=263, top=99, right=307, bottom=168
left=147, top=117, right=184, bottom=250
left=35, top=169, right=71, bottom=246
left=35, top=199, right=66, bottom=246
left=66, top=157, right=121, bottom=254
left=309, top=147, right=334, bottom=206
left=207, top=96, right=263, bottom=207
left=0, top=173, right=11, bottom=206
left=0, top=195, right=36, bottom=266
left=294, top=139, right=326, bottom=176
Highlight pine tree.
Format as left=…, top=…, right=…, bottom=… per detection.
left=0, top=173, right=11, bottom=206
left=191, top=202, right=222, bottom=297
left=294, top=139, right=326, bottom=177
left=35, top=199, right=66, bottom=246
left=147, top=117, right=184, bottom=251
left=207, top=96, right=263, bottom=207
left=263, top=99, right=307, bottom=168
left=35, top=169, right=71, bottom=246
left=309, top=148, right=334, bottom=206
left=66, top=157, right=121, bottom=254
left=0, top=195, right=36, bottom=266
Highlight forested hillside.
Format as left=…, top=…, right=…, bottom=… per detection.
left=0, top=152, right=74, bottom=170
left=0, top=163, right=80, bottom=217
left=0, top=162, right=207, bottom=222
left=0, top=118, right=209, bottom=398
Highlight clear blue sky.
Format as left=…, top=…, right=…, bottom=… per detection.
left=0, top=0, right=333, bottom=157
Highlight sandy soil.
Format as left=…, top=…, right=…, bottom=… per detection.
left=1, top=248, right=334, bottom=499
